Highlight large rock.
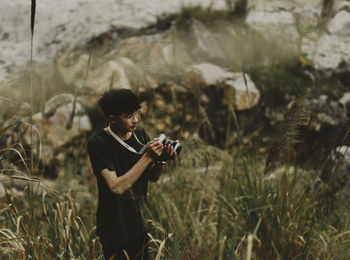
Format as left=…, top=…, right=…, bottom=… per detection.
left=302, top=10, right=350, bottom=70
left=188, top=19, right=225, bottom=61
left=185, top=63, right=231, bottom=86
left=313, top=146, right=350, bottom=202
left=308, top=95, right=347, bottom=131
left=184, top=64, right=260, bottom=110
left=340, top=92, right=350, bottom=117
left=225, top=73, right=260, bottom=110
left=246, top=10, right=299, bottom=39
left=22, top=94, right=91, bottom=165
left=0, top=0, right=227, bottom=82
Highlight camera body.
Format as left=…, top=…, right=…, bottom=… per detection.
left=158, top=134, right=182, bottom=156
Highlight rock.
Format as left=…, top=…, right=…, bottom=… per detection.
left=22, top=94, right=91, bottom=166
left=313, top=146, right=350, bottom=200
left=246, top=10, right=299, bottom=39
left=328, top=10, right=350, bottom=37
left=302, top=10, right=350, bottom=70
left=293, top=5, right=320, bottom=29
left=184, top=64, right=259, bottom=110
left=0, top=0, right=227, bottom=82
left=117, top=37, right=151, bottom=64
left=86, top=60, right=132, bottom=92
left=67, top=56, right=147, bottom=96
left=308, top=95, right=347, bottom=131
left=56, top=52, right=89, bottom=86
left=187, top=19, right=225, bottom=61
left=0, top=174, right=56, bottom=197
left=340, top=92, right=350, bottom=117
left=185, top=63, right=229, bottom=87
left=336, top=1, right=350, bottom=12
left=225, top=73, right=260, bottom=110
left=44, top=93, right=75, bottom=116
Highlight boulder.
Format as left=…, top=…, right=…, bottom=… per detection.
left=308, top=95, right=347, bottom=131
left=336, top=1, right=350, bottom=12
left=246, top=10, right=299, bottom=39
left=184, top=64, right=259, bottom=110
left=56, top=52, right=90, bottom=86
left=22, top=94, right=91, bottom=165
left=185, top=63, right=230, bottom=87
left=328, top=10, right=350, bottom=36
left=313, top=146, right=350, bottom=201
left=340, top=92, right=350, bottom=117
left=187, top=19, right=225, bottom=61
left=225, top=73, right=260, bottom=110
left=68, top=56, right=148, bottom=95
left=293, top=5, right=320, bottom=33
left=302, top=10, right=350, bottom=70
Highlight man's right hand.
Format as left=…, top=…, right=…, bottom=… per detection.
left=144, top=138, right=164, bottom=160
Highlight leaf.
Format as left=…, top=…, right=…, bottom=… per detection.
left=31, top=0, right=36, bottom=37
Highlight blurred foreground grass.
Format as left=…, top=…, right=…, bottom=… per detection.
left=1, top=135, right=350, bottom=259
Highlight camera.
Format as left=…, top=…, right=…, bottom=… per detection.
left=158, top=134, right=182, bottom=156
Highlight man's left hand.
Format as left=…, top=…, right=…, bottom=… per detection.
left=159, top=144, right=177, bottom=161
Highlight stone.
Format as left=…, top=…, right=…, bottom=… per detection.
left=336, top=1, right=350, bottom=12
left=185, top=63, right=228, bottom=87
left=308, top=95, right=347, bottom=131
left=188, top=19, right=225, bottom=60
left=225, top=73, right=260, bottom=110
left=246, top=10, right=299, bottom=39
left=22, top=94, right=91, bottom=165
left=327, top=10, right=350, bottom=37
left=313, top=146, right=350, bottom=201
left=56, top=52, right=89, bottom=86
left=293, top=5, right=320, bottom=35
left=84, top=60, right=131, bottom=93
left=301, top=10, right=350, bottom=70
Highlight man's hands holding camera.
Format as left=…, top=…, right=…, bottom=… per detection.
left=143, top=138, right=178, bottom=163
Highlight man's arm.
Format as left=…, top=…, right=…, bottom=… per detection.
left=101, top=139, right=163, bottom=194
left=147, top=163, right=165, bottom=182
left=147, top=144, right=177, bottom=182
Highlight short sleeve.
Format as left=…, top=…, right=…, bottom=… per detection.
left=87, top=136, right=115, bottom=175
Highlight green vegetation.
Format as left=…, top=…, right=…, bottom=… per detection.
left=1, top=0, right=349, bottom=259
left=1, top=132, right=350, bottom=259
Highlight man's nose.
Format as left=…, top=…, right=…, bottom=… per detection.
left=132, top=116, right=138, bottom=123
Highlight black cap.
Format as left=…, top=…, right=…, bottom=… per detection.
left=98, top=89, right=141, bottom=116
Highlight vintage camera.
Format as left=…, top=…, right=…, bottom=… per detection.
left=158, top=134, right=182, bottom=156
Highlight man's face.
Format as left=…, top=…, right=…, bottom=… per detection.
left=109, top=109, right=141, bottom=133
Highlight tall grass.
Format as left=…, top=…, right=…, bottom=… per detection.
left=145, top=146, right=350, bottom=259
left=1, top=1, right=349, bottom=259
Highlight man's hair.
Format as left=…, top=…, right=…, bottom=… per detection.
left=98, top=89, right=141, bottom=116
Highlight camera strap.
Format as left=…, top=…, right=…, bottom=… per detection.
left=107, top=125, right=147, bottom=155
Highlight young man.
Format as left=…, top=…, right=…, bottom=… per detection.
left=87, top=89, right=177, bottom=260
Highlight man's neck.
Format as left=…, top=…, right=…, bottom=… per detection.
left=109, top=125, right=132, bottom=140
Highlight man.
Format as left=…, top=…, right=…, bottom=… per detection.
left=87, top=89, right=177, bottom=259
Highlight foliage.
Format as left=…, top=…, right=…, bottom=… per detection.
left=146, top=152, right=350, bottom=259
left=249, top=64, right=315, bottom=106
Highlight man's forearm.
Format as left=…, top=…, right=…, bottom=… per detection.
left=102, top=155, right=153, bottom=194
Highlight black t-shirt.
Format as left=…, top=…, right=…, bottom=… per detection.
left=87, top=125, right=151, bottom=250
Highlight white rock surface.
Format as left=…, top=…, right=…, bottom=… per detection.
left=186, top=63, right=229, bottom=86
left=302, top=9, right=350, bottom=70
left=0, top=0, right=227, bottom=83
left=328, top=10, right=350, bottom=36
left=225, top=73, right=260, bottom=110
